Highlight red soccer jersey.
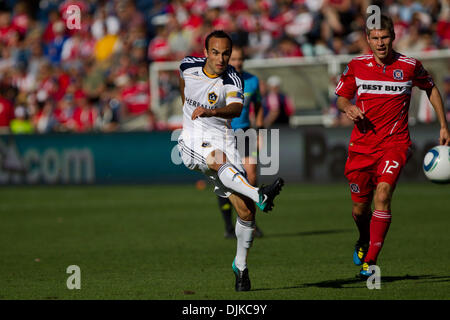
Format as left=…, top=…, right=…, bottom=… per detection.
left=335, top=51, right=435, bottom=153
left=0, top=97, right=14, bottom=128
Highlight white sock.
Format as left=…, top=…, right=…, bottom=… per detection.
left=217, top=163, right=259, bottom=202
left=234, top=217, right=255, bottom=271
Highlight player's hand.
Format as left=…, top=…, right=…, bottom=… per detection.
left=191, top=107, right=213, bottom=120
left=344, top=104, right=364, bottom=122
left=439, top=127, right=450, bottom=145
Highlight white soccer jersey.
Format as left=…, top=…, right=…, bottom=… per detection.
left=179, top=56, right=244, bottom=139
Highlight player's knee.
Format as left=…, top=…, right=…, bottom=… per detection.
left=352, top=202, right=370, bottom=215
left=374, top=183, right=392, bottom=206
left=207, top=150, right=228, bottom=171
left=236, top=206, right=255, bottom=221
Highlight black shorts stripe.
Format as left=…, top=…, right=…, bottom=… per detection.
left=179, top=140, right=207, bottom=164
left=181, top=146, right=206, bottom=164
left=180, top=144, right=205, bottom=164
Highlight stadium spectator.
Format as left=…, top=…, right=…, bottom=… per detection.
left=147, top=22, right=171, bottom=62
left=42, top=9, right=63, bottom=44
left=120, top=74, right=150, bottom=116
left=0, top=91, right=14, bottom=133
left=71, top=94, right=97, bottom=132
left=53, top=93, right=76, bottom=132
left=11, top=1, right=30, bottom=37
left=167, top=14, right=193, bottom=61
left=268, top=36, right=303, bottom=58
left=0, top=8, right=16, bottom=46
left=246, top=19, right=273, bottom=59
left=115, top=0, right=145, bottom=33
left=262, top=75, right=295, bottom=128
left=33, top=99, right=57, bottom=133
left=119, top=72, right=156, bottom=131
left=397, top=0, right=425, bottom=23
left=44, top=19, right=68, bottom=65
left=93, top=23, right=121, bottom=62
left=10, top=104, right=33, bottom=134
left=284, top=3, right=315, bottom=44
left=96, top=89, right=120, bottom=132
left=436, top=3, right=450, bottom=48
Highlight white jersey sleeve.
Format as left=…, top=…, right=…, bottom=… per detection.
left=223, top=67, right=245, bottom=105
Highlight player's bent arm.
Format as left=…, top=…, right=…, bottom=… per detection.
left=191, top=103, right=243, bottom=120
left=336, top=96, right=364, bottom=122
left=427, top=86, right=448, bottom=129
left=426, top=86, right=450, bottom=145
left=211, top=102, right=243, bottom=119
left=179, top=77, right=185, bottom=105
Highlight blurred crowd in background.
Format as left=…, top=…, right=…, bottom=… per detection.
left=0, top=0, right=448, bottom=134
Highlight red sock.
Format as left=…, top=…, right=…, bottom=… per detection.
left=364, top=210, right=392, bottom=264
left=352, top=212, right=371, bottom=244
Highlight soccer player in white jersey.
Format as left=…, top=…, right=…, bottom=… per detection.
left=177, top=30, right=284, bottom=291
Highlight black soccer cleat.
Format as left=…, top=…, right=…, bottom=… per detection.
left=256, top=178, right=284, bottom=212
left=232, top=260, right=251, bottom=291
left=253, top=224, right=264, bottom=238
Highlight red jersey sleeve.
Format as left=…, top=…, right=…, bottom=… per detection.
left=335, top=62, right=356, bottom=99
left=412, top=60, right=434, bottom=90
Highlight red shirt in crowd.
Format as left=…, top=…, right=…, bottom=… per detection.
left=11, top=13, right=28, bottom=36
left=72, top=106, right=97, bottom=132
left=148, top=36, right=171, bottom=62
left=121, top=81, right=150, bottom=115
left=0, top=25, right=17, bottom=45
left=0, top=96, right=14, bottom=128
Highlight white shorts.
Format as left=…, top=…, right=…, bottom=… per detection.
left=178, top=130, right=246, bottom=198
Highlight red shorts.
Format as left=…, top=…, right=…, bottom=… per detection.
left=344, top=146, right=411, bottom=203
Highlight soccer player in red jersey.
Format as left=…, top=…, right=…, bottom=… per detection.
left=335, top=15, right=450, bottom=278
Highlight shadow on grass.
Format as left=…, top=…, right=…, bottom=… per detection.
left=253, top=275, right=450, bottom=291
left=263, top=229, right=352, bottom=239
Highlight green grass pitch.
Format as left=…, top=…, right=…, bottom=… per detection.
left=0, top=182, right=449, bottom=300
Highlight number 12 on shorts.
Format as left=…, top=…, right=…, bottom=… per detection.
left=382, top=160, right=399, bottom=174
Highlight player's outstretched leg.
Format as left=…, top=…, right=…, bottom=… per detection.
left=208, top=150, right=284, bottom=212
left=229, top=194, right=255, bottom=291
left=208, top=150, right=260, bottom=202
left=217, top=196, right=235, bottom=238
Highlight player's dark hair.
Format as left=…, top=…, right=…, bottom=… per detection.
left=366, top=14, right=395, bottom=38
left=205, top=30, right=233, bottom=51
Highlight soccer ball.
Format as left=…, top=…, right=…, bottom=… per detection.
left=423, top=145, right=450, bottom=184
